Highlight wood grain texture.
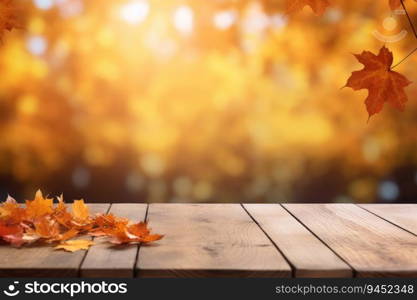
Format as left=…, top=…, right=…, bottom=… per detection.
left=137, top=204, right=291, bottom=277
left=283, top=204, right=417, bottom=277
left=0, top=204, right=109, bottom=277
left=359, top=204, right=417, bottom=236
left=80, top=203, right=148, bottom=277
left=244, top=204, right=352, bottom=277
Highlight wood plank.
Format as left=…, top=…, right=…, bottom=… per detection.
left=137, top=204, right=291, bottom=277
left=0, top=204, right=110, bottom=277
left=80, top=203, right=147, bottom=277
left=283, top=204, right=417, bottom=277
left=243, top=204, right=352, bottom=277
left=359, top=204, right=417, bottom=236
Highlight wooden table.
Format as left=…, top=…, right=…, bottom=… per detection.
left=1, top=203, right=417, bottom=278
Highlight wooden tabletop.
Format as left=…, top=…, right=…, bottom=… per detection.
left=1, top=203, right=417, bottom=278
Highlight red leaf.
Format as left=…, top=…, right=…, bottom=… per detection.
left=345, top=46, right=411, bottom=119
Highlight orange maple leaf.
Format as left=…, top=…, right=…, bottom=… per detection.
left=33, top=217, right=60, bottom=241
left=0, top=191, right=164, bottom=250
left=0, top=0, right=21, bottom=39
left=345, top=46, right=411, bottom=119
left=59, top=228, right=79, bottom=241
left=285, top=0, right=330, bottom=16
left=55, top=239, right=94, bottom=252
left=72, top=199, right=90, bottom=222
left=110, top=221, right=164, bottom=244
left=0, top=195, right=26, bottom=223
left=89, top=213, right=128, bottom=236
left=25, top=190, right=54, bottom=219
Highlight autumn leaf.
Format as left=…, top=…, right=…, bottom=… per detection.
left=345, top=46, right=411, bottom=119
left=0, top=222, right=21, bottom=238
left=110, top=221, right=164, bottom=244
left=0, top=0, right=21, bottom=39
left=72, top=199, right=89, bottom=222
left=33, top=217, right=60, bottom=240
left=89, top=213, right=128, bottom=236
left=55, top=239, right=94, bottom=252
left=0, top=222, right=24, bottom=247
left=0, top=191, right=164, bottom=250
left=286, top=0, right=330, bottom=16
left=59, top=228, right=79, bottom=241
left=25, top=190, right=54, bottom=219
left=0, top=195, right=26, bottom=223
left=53, top=195, right=74, bottom=229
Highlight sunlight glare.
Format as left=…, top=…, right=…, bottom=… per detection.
left=26, top=35, right=48, bottom=56
left=119, top=0, right=150, bottom=24
left=173, top=5, right=194, bottom=35
left=213, top=11, right=236, bottom=30
left=33, top=0, right=54, bottom=10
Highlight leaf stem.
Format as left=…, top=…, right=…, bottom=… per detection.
left=401, top=0, right=417, bottom=40
left=391, top=46, right=417, bottom=69
left=391, top=1, right=417, bottom=69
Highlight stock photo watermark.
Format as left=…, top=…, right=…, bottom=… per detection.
left=2, top=281, right=128, bottom=298
left=373, top=9, right=408, bottom=43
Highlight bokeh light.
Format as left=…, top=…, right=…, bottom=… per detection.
left=119, top=0, right=149, bottom=24
left=1, top=0, right=417, bottom=203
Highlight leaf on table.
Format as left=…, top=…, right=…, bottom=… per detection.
left=25, top=190, right=54, bottom=219
left=71, top=199, right=90, bottom=224
left=53, top=195, right=73, bottom=228
left=110, top=221, right=164, bottom=244
left=89, top=213, right=128, bottom=236
left=55, top=239, right=94, bottom=252
left=344, top=46, right=411, bottom=119
left=0, top=195, right=26, bottom=223
left=0, top=190, right=164, bottom=250
left=285, top=0, right=330, bottom=16
left=59, top=228, right=79, bottom=241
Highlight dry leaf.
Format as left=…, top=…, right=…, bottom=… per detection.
left=345, top=46, right=411, bottom=119
left=55, top=239, right=94, bottom=252
left=25, top=190, right=53, bottom=219
left=0, top=190, right=163, bottom=250
left=72, top=199, right=89, bottom=222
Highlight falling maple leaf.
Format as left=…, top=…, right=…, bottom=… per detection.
left=0, top=0, right=21, bottom=39
left=55, top=239, right=94, bottom=252
left=345, top=46, right=411, bottom=119
left=285, top=0, right=330, bottom=16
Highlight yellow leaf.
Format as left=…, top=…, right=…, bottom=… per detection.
left=25, top=190, right=53, bottom=219
left=72, top=199, right=89, bottom=221
left=54, top=239, right=94, bottom=252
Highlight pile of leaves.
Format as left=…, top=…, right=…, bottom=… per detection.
left=0, top=190, right=163, bottom=252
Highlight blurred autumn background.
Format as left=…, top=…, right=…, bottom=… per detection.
left=1, top=0, right=417, bottom=204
